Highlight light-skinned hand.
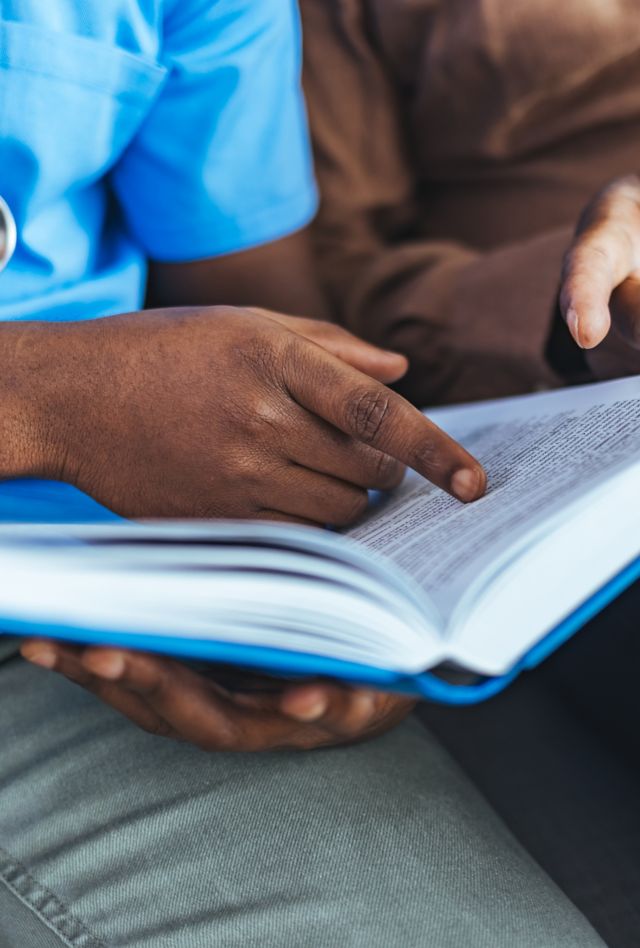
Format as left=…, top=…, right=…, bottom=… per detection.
left=560, top=175, right=640, bottom=378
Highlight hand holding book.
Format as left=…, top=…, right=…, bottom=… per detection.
left=21, top=638, right=415, bottom=751
left=13, top=305, right=484, bottom=749
left=9, top=376, right=640, bottom=710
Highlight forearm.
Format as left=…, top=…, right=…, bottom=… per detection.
left=0, top=232, right=330, bottom=488
left=319, top=227, right=575, bottom=406
left=0, top=321, right=63, bottom=481
left=146, top=230, right=329, bottom=320
left=300, top=0, right=577, bottom=404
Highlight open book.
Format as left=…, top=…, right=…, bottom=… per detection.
left=0, top=376, right=638, bottom=703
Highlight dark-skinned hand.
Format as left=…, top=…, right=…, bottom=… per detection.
left=17, top=305, right=486, bottom=522
left=15, top=305, right=487, bottom=749
left=20, top=642, right=416, bottom=751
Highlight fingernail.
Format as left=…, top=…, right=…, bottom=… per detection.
left=353, top=692, right=377, bottom=720
left=82, top=651, right=125, bottom=680
left=285, top=695, right=328, bottom=722
left=21, top=645, right=57, bottom=669
left=451, top=467, right=484, bottom=503
left=566, top=308, right=584, bottom=348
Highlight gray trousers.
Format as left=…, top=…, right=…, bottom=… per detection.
left=0, top=651, right=604, bottom=948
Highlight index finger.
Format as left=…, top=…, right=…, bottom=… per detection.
left=284, top=339, right=486, bottom=503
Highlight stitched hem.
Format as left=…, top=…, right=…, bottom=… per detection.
left=0, top=847, right=107, bottom=948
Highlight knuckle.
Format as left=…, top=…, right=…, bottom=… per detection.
left=250, top=396, right=288, bottom=437
left=345, top=388, right=391, bottom=444
left=563, top=237, right=612, bottom=275
left=372, top=450, right=404, bottom=488
left=144, top=679, right=168, bottom=703
left=587, top=242, right=613, bottom=268
left=567, top=241, right=609, bottom=274
left=230, top=388, right=293, bottom=450
left=139, top=666, right=179, bottom=705
left=408, top=436, right=446, bottom=477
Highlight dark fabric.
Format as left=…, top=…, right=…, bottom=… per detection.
left=0, top=637, right=19, bottom=664
left=301, top=0, right=640, bottom=404
left=419, top=581, right=640, bottom=948
left=301, top=11, right=640, bottom=930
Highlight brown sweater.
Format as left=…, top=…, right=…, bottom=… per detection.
left=300, top=0, right=640, bottom=403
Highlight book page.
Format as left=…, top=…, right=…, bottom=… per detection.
left=346, top=377, right=640, bottom=626
left=0, top=520, right=443, bottom=674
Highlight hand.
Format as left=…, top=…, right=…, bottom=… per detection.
left=560, top=175, right=640, bottom=378
left=21, top=306, right=485, bottom=524
left=20, top=641, right=415, bottom=751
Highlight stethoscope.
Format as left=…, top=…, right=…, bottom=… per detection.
left=0, top=196, right=16, bottom=273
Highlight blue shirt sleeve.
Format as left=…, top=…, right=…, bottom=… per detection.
left=110, top=0, right=318, bottom=261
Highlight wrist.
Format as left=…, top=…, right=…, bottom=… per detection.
left=0, top=321, right=73, bottom=482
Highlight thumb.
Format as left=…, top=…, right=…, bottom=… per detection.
left=299, top=323, right=409, bottom=383
left=248, top=308, right=409, bottom=383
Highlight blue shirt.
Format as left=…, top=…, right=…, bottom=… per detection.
left=0, top=0, right=317, bottom=323
left=0, top=0, right=317, bottom=523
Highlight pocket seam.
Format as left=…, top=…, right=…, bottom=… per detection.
left=0, top=846, right=108, bottom=948
left=0, top=20, right=167, bottom=101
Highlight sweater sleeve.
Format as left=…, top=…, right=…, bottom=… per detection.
left=301, top=0, right=568, bottom=405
